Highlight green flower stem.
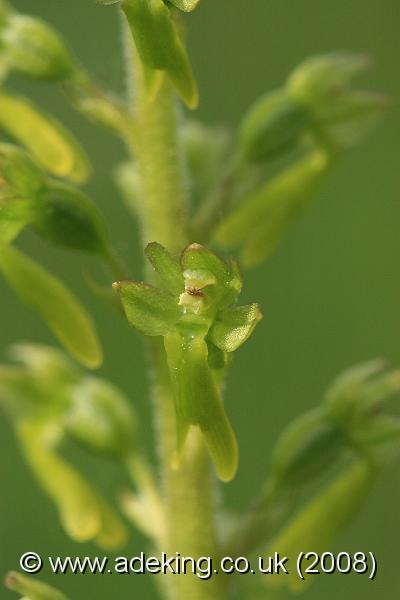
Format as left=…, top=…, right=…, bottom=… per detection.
left=122, top=21, right=225, bottom=600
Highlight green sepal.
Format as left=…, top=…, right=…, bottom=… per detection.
left=213, top=150, right=330, bottom=267
left=238, top=89, right=313, bottom=164
left=181, top=243, right=242, bottom=308
left=0, top=14, right=75, bottom=81
left=270, top=407, right=344, bottom=489
left=121, top=0, right=198, bottom=108
left=145, top=241, right=184, bottom=296
left=18, top=422, right=128, bottom=549
left=0, top=92, right=90, bottom=183
left=31, top=181, right=112, bottom=257
left=0, top=245, right=102, bottom=368
left=164, top=327, right=238, bottom=482
left=209, top=303, right=262, bottom=352
left=65, top=376, right=136, bottom=459
left=113, top=279, right=181, bottom=336
left=265, top=461, right=375, bottom=591
left=5, top=571, right=69, bottom=600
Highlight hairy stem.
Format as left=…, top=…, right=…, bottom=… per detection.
left=122, top=20, right=226, bottom=600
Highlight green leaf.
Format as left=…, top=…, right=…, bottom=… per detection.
left=209, top=303, right=262, bottom=352
left=238, top=89, right=313, bottom=164
left=0, top=245, right=102, bottom=368
left=0, top=92, right=90, bottom=183
left=145, top=241, right=184, bottom=296
left=265, top=461, right=375, bottom=591
left=1, top=14, right=75, bottom=81
left=65, top=376, right=136, bottom=459
left=31, top=181, right=111, bottom=256
left=113, top=279, right=181, bottom=336
left=213, top=150, right=330, bottom=267
left=122, top=0, right=198, bottom=108
left=6, top=571, right=69, bottom=600
left=164, top=328, right=238, bottom=482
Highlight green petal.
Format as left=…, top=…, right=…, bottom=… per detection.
left=210, top=303, right=262, bottom=352
left=164, top=329, right=238, bottom=482
left=0, top=92, right=90, bottom=183
left=181, top=243, right=242, bottom=307
left=113, top=279, right=181, bottom=336
left=0, top=245, right=102, bottom=368
left=145, top=241, right=184, bottom=296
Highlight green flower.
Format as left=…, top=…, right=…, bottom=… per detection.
left=114, top=242, right=262, bottom=481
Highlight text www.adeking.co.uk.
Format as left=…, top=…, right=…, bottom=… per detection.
left=19, top=551, right=292, bottom=580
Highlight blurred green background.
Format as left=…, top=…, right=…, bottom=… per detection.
left=1, top=0, right=399, bottom=598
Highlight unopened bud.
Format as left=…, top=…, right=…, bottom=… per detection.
left=239, top=90, right=312, bottom=163
left=65, top=377, right=136, bottom=459
left=1, top=14, right=75, bottom=81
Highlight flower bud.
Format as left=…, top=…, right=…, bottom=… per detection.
left=238, top=90, right=312, bottom=163
left=287, top=52, right=370, bottom=105
left=18, top=422, right=128, bottom=549
left=0, top=142, right=45, bottom=198
left=1, top=14, right=75, bottom=81
left=266, top=461, right=375, bottom=591
left=270, top=408, right=344, bottom=489
left=65, top=377, right=136, bottom=459
left=31, top=181, right=112, bottom=257
left=0, top=92, right=90, bottom=183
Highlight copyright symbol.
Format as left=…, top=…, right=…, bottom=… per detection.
left=20, top=552, right=43, bottom=574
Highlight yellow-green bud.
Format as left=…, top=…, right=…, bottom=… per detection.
left=1, top=14, right=75, bottom=81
